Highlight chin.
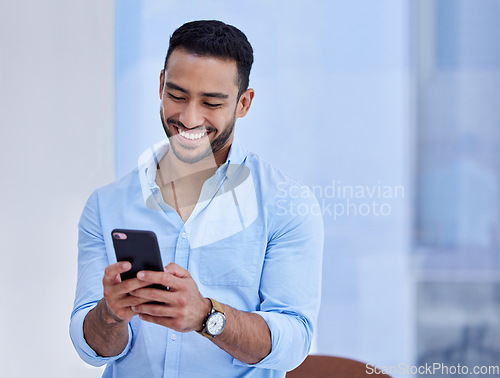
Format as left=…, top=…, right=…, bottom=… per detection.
left=169, top=139, right=215, bottom=164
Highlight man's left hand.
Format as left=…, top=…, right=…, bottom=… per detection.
left=130, top=262, right=211, bottom=332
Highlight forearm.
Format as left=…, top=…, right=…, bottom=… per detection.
left=129, top=265, right=272, bottom=363
left=83, top=298, right=130, bottom=357
left=211, top=303, right=272, bottom=364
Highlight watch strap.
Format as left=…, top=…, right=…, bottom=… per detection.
left=209, top=298, right=225, bottom=315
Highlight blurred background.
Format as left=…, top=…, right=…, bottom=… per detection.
left=1, top=1, right=499, bottom=377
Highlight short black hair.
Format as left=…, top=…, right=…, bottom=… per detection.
left=164, top=20, right=254, bottom=98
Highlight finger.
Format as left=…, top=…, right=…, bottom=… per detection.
left=104, top=277, right=152, bottom=303
left=137, top=309, right=184, bottom=331
left=120, top=293, right=152, bottom=308
left=103, top=288, right=153, bottom=322
left=164, top=262, right=190, bottom=278
left=103, top=288, right=152, bottom=319
left=138, top=313, right=169, bottom=327
left=137, top=271, right=182, bottom=290
left=133, top=303, right=177, bottom=317
left=103, top=262, right=131, bottom=285
left=114, top=277, right=153, bottom=296
left=130, top=287, right=173, bottom=304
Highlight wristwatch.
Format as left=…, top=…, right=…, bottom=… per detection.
left=198, top=298, right=226, bottom=339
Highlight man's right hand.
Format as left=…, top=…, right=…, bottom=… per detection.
left=102, top=261, right=153, bottom=324
left=83, top=261, right=154, bottom=357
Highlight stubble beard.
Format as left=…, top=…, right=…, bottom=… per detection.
left=160, top=107, right=236, bottom=164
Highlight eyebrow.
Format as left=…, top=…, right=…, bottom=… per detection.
left=166, top=81, right=229, bottom=100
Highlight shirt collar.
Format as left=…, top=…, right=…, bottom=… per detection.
left=219, top=137, right=247, bottom=180
left=138, top=137, right=248, bottom=209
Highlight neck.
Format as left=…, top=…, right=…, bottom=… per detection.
left=157, top=141, right=232, bottom=186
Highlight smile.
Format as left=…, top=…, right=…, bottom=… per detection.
left=177, top=127, right=207, bottom=140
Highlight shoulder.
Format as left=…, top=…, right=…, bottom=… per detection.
left=244, top=152, right=322, bottom=232
left=83, top=168, right=141, bottom=210
left=245, top=151, right=317, bottom=204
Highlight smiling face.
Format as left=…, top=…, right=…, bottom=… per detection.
left=159, top=49, right=254, bottom=165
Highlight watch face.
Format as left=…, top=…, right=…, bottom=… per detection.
left=207, top=312, right=226, bottom=336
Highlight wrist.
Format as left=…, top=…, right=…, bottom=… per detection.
left=100, top=299, right=124, bottom=325
left=196, top=298, right=212, bottom=332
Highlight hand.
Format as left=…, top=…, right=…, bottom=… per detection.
left=102, top=261, right=153, bottom=323
left=130, top=262, right=211, bottom=332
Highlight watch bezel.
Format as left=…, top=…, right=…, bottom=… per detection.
left=206, top=311, right=226, bottom=336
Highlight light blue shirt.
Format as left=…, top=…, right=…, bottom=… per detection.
left=70, top=138, right=323, bottom=377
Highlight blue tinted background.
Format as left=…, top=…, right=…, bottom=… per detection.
left=115, top=0, right=411, bottom=371
left=114, top=1, right=500, bottom=376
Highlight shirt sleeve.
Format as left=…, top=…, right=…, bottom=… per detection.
left=69, top=190, right=133, bottom=366
left=233, top=185, right=324, bottom=371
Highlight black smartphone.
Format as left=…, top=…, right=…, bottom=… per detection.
left=111, top=229, right=166, bottom=292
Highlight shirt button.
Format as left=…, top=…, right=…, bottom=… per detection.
left=170, top=333, right=177, bottom=341
left=181, top=232, right=187, bottom=239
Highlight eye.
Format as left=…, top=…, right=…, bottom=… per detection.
left=204, top=102, right=222, bottom=108
left=167, top=92, right=185, bottom=101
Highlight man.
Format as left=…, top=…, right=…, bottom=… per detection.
left=70, top=20, right=323, bottom=377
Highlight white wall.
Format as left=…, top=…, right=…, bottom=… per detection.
left=0, top=1, right=114, bottom=377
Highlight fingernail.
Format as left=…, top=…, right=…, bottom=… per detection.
left=137, top=272, right=144, bottom=279
left=121, top=262, right=129, bottom=269
left=131, top=306, right=137, bottom=312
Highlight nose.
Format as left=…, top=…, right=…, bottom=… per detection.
left=178, top=101, right=204, bottom=129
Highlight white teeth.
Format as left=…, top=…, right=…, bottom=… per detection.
left=178, top=129, right=206, bottom=140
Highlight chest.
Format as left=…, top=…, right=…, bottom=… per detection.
left=158, top=180, right=203, bottom=222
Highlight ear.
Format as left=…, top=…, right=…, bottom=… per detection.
left=236, top=88, right=255, bottom=118
left=159, top=70, right=165, bottom=99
